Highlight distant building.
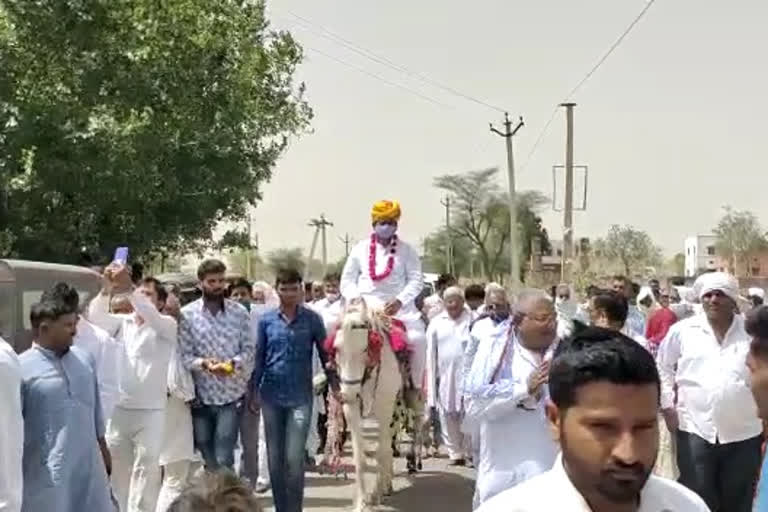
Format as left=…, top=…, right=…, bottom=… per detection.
left=684, top=235, right=720, bottom=277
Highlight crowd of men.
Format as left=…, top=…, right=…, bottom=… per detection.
left=3, top=198, right=768, bottom=512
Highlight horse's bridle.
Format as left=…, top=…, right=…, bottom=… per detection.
left=336, top=323, right=375, bottom=397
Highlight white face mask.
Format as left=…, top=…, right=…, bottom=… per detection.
left=326, top=293, right=340, bottom=303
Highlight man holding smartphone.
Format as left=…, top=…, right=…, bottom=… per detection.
left=88, top=263, right=177, bottom=512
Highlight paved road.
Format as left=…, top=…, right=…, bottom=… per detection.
left=256, top=420, right=476, bottom=511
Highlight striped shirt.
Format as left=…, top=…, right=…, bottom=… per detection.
left=179, top=299, right=254, bottom=406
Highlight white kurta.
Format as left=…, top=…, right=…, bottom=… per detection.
left=74, top=316, right=122, bottom=422
left=0, top=337, right=22, bottom=512
left=464, top=322, right=558, bottom=507
left=341, top=236, right=426, bottom=385
left=426, top=308, right=472, bottom=412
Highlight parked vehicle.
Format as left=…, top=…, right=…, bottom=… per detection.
left=155, top=272, right=201, bottom=305
left=0, top=259, right=101, bottom=353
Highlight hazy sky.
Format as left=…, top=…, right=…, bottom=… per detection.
left=248, top=0, right=768, bottom=262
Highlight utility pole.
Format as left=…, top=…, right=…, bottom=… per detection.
left=245, top=211, right=253, bottom=279
left=439, top=195, right=453, bottom=274
left=339, top=233, right=352, bottom=258
left=491, top=112, right=524, bottom=290
left=560, top=103, right=576, bottom=282
left=308, top=214, right=333, bottom=280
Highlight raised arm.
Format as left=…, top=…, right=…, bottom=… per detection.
left=87, top=292, right=123, bottom=337
left=396, top=243, right=424, bottom=307
left=340, top=244, right=362, bottom=301
left=130, top=290, right=177, bottom=342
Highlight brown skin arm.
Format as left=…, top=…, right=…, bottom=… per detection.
left=98, top=436, right=112, bottom=476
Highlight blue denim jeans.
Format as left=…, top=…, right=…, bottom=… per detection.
left=261, top=401, right=313, bottom=512
left=191, top=399, right=243, bottom=470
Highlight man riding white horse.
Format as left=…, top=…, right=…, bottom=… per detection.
left=340, top=199, right=426, bottom=392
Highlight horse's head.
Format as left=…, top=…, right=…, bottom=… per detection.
left=334, top=300, right=372, bottom=402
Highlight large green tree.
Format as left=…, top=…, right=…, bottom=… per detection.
left=714, top=206, right=767, bottom=276
left=432, top=167, right=549, bottom=281
left=0, top=0, right=311, bottom=263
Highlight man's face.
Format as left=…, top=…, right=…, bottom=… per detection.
left=200, top=272, right=226, bottom=300
left=658, top=289, right=671, bottom=308
left=556, top=285, right=571, bottom=301
left=163, top=293, right=181, bottom=319
left=312, top=283, right=325, bottom=302
left=702, top=289, right=736, bottom=323
left=547, top=381, right=659, bottom=505
left=324, top=280, right=340, bottom=298
left=41, top=312, right=78, bottom=353
left=230, top=286, right=252, bottom=305
left=139, top=282, right=164, bottom=311
left=277, top=281, right=302, bottom=307
left=747, top=350, right=768, bottom=420
left=252, top=289, right=266, bottom=305
left=487, top=293, right=510, bottom=318
left=445, top=295, right=465, bottom=319
left=612, top=280, right=630, bottom=300
left=518, top=299, right=557, bottom=350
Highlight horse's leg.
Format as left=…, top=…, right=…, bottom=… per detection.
left=374, top=389, right=398, bottom=500
left=343, top=400, right=369, bottom=512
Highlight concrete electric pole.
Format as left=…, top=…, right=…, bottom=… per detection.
left=339, top=233, right=352, bottom=258
left=560, top=103, right=576, bottom=282
left=491, top=113, right=524, bottom=290
left=308, top=214, right=333, bottom=280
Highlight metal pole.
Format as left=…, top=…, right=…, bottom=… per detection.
left=440, top=196, right=453, bottom=274
left=560, top=103, right=576, bottom=282
left=320, top=214, right=328, bottom=277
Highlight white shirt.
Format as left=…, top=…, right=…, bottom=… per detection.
left=73, top=317, right=122, bottom=422
left=423, top=293, right=444, bottom=321
left=426, top=308, right=472, bottom=412
left=88, top=290, right=178, bottom=410
left=311, top=296, right=343, bottom=333
left=657, top=312, right=760, bottom=444
left=476, top=453, right=710, bottom=512
left=340, top=236, right=423, bottom=323
left=0, top=337, right=22, bottom=512
left=473, top=337, right=558, bottom=505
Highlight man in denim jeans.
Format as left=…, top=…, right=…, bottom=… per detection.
left=180, top=259, right=254, bottom=470
left=250, top=268, right=335, bottom=512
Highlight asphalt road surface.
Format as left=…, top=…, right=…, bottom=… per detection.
left=255, top=419, right=476, bottom=512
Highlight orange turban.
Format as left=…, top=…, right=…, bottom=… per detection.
left=371, top=200, right=401, bottom=223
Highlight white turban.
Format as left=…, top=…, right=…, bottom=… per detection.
left=695, top=272, right=740, bottom=303
left=749, top=287, right=766, bottom=300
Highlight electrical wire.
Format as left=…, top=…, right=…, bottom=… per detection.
left=519, top=0, right=658, bottom=173
left=304, top=46, right=452, bottom=108
left=278, top=8, right=508, bottom=114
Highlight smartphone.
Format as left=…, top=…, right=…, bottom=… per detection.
left=113, top=247, right=129, bottom=265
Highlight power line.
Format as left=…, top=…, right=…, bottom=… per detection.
left=519, top=0, right=658, bottom=173
left=304, top=46, right=451, bottom=108
left=278, top=9, right=508, bottom=114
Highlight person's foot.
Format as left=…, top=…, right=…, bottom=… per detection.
left=254, top=482, right=270, bottom=494
left=448, top=458, right=466, bottom=467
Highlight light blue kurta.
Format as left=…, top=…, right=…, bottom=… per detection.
left=20, top=345, right=114, bottom=512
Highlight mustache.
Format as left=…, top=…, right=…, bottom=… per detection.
left=604, top=461, right=646, bottom=476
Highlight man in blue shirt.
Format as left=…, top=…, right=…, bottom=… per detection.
left=250, top=267, right=335, bottom=512
left=746, top=305, right=768, bottom=512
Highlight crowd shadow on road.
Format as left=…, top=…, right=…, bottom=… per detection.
left=383, top=471, right=475, bottom=512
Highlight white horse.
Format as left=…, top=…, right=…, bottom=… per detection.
left=333, top=300, right=401, bottom=512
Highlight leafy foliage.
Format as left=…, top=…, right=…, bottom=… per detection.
left=0, top=0, right=311, bottom=263
left=593, top=225, right=663, bottom=277
left=431, top=168, right=550, bottom=281
left=266, top=247, right=305, bottom=274
left=714, top=206, right=767, bottom=276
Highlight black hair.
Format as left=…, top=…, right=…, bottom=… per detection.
left=464, top=284, right=485, bottom=301
left=746, top=306, right=768, bottom=359
left=591, top=290, right=629, bottom=325
left=30, top=299, right=75, bottom=329
left=550, top=326, right=660, bottom=411
left=437, top=274, right=455, bottom=288
left=585, top=285, right=600, bottom=298
left=612, top=275, right=628, bottom=284
left=197, top=259, right=227, bottom=281
left=304, top=281, right=313, bottom=294
left=631, top=282, right=641, bottom=296
left=41, top=282, right=79, bottom=314
left=323, top=272, right=341, bottom=283
left=228, top=278, right=252, bottom=296
left=752, top=296, right=765, bottom=307
left=275, top=267, right=303, bottom=287
left=141, top=277, right=168, bottom=304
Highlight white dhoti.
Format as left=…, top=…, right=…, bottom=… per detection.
left=403, top=316, right=427, bottom=389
